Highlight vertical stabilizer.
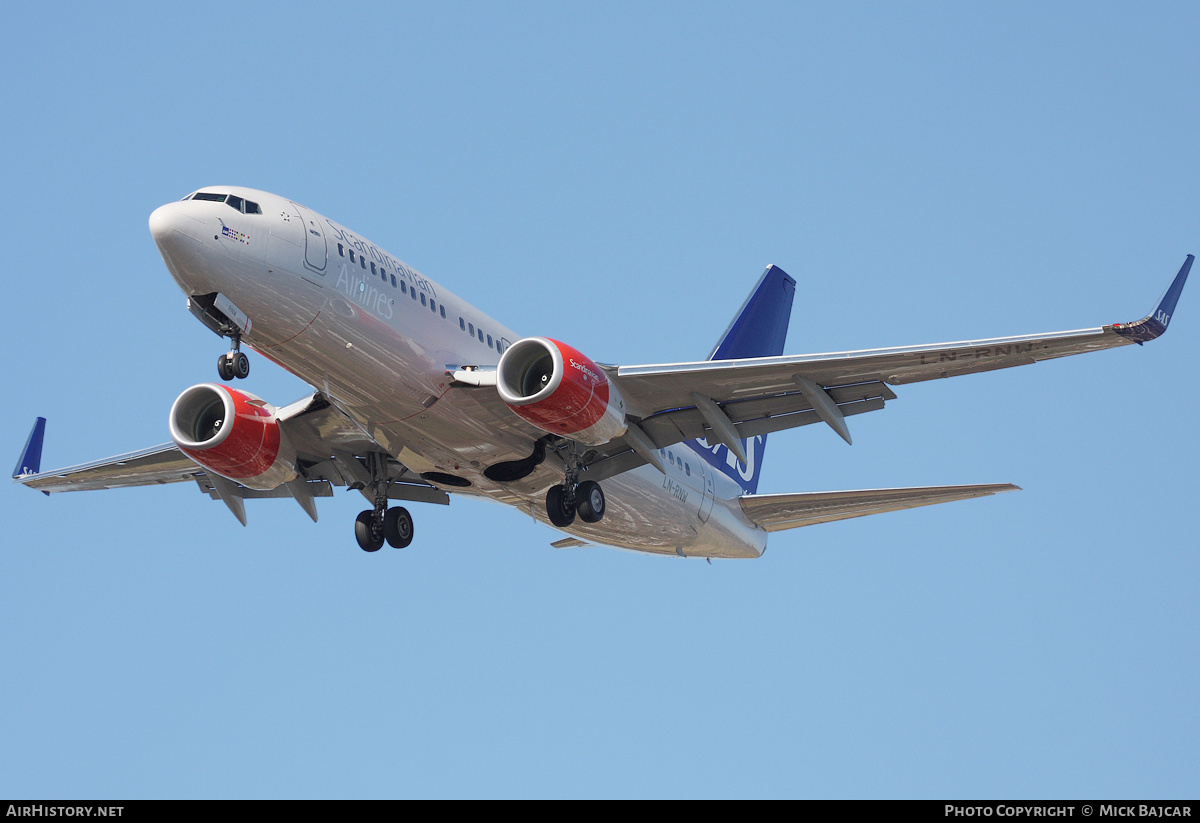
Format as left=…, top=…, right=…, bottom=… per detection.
left=690, top=265, right=796, bottom=495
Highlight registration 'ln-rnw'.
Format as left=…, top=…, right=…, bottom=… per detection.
left=12, top=188, right=1191, bottom=557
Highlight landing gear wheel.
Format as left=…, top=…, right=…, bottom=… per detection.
left=355, top=510, right=384, bottom=552
left=217, top=353, right=235, bottom=382
left=383, top=506, right=413, bottom=549
left=546, top=484, right=576, bottom=527
left=576, top=480, right=606, bottom=523
left=233, top=351, right=250, bottom=379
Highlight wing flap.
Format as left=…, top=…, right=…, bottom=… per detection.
left=581, top=383, right=892, bottom=482
left=740, top=483, right=1020, bottom=532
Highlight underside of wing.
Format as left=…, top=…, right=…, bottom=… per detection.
left=740, top=483, right=1021, bottom=532
left=566, top=256, right=1192, bottom=480
left=612, top=255, right=1192, bottom=414
left=11, top=393, right=449, bottom=524
left=16, top=443, right=205, bottom=493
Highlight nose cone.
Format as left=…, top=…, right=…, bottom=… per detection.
left=149, top=202, right=187, bottom=247
left=149, top=200, right=211, bottom=292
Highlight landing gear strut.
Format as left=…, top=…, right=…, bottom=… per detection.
left=545, top=447, right=606, bottom=527
left=217, top=335, right=250, bottom=381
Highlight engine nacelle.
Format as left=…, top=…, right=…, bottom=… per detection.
left=496, top=337, right=627, bottom=445
left=169, top=383, right=297, bottom=490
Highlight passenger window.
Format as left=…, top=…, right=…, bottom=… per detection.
left=360, top=257, right=366, bottom=270
left=420, top=293, right=427, bottom=306
left=337, top=243, right=344, bottom=257
left=478, top=329, right=484, bottom=342
left=226, top=195, right=244, bottom=212
left=468, top=323, right=474, bottom=336
left=430, top=299, right=437, bottom=313
left=459, top=317, right=466, bottom=331
left=685, top=463, right=691, bottom=476
left=440, top=305, right=446, bottom=319
left=349, top=250, right=356, bottom=263
left=370, top=262, right=377, bottom=274
left=390, top=274, right=396, bottom=287
left=487, top=334, right=493, bottom=347
left=411, top=288, right=417, bottom=300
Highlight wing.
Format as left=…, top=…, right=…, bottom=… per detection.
left=12, top=392, right=448, bottom=523
left=740, top=484, right=1020, bottom=532
left=573, top=256, right=1191, bottom=479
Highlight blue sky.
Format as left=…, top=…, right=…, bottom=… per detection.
left=2, top=2, right=1198, bottom=798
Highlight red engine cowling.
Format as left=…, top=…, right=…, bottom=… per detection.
left=169, top=383, right=297, bottom=490
left=496, top=337, right=627, bottom=445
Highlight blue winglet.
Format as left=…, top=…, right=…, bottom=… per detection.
left=1113, top=254, right=1192, bottom=344
left=13, top=417, right=47, bottom=480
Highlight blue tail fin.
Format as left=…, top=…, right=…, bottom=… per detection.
left=690, top=265, right=795, bottom=494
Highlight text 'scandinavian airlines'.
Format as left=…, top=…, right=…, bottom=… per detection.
left=12, top=188, right=1191, bottom=557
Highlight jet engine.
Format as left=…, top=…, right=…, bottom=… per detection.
left=496, top=337, right=627, bottom=445
left=169, top=383, right=298, bottom=490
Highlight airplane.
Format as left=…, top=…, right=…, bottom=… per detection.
left=11, top=186, right=1191, bottom=558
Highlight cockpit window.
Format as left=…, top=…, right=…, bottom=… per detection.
left=189, top=192, right=262, bottom=214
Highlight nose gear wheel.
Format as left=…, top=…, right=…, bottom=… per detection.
left=216, top=335, right=250, bottom=381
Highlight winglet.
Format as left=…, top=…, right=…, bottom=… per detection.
left=1112, top=254, right=1192, bottom=344
left=13, top=417, right=47, bottom=479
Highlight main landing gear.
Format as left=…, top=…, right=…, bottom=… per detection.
left=216, top=335, right=250, bottom=381
left=353, top=452, right=415, bottom=552
left=545, top=445, right=606, bottom=527
left=355, top=505, right=414, bottom=552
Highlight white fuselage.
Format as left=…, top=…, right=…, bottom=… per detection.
left=149, top=187, right=768, bottom=558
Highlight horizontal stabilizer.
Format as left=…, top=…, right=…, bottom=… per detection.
left=740, top=483, right=1020, bottom=532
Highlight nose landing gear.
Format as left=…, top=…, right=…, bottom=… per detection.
left=217, top=335, right=250, bottom=381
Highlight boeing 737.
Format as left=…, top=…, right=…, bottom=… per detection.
left=12, top=187, right=1191, bottom=558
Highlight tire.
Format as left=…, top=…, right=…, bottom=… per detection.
left=576, top=480, right=605, bottom=523
left=217, top=353, right=235, bottom=382
left=383, top=506, right=413, bottom=549
left=355, top=510, right=383, bottom=552
left=233, top=352, right=250, bottom=379
left=546, top=484, right=576, bottom=527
